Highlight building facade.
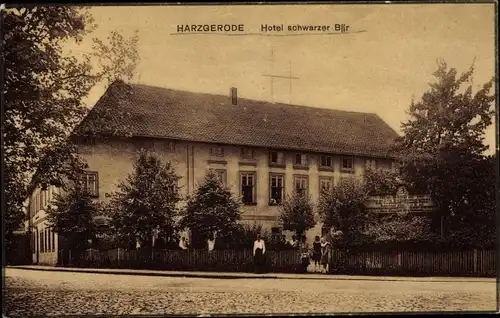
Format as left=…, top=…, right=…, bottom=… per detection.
left=26, top=185, right=62, bottom=265
left=27, top=80, right=400, bottom=263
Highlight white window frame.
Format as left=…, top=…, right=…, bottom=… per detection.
left=294, top=153, right=308, bottom=167
left=215, top=169, right=227, bottom=187
left=240, top=172, right=256, bottom=204
left=269, top=173, right=285, bottom=205
left=341, top=156, right=354, bottom=172
left=269, top=150, right=285, bottom=166
left=319, top=177, right=333, bottom=193
left=320, top=155, right=333, bottom=169
left=81, top=171, right=99, bottom=197
left=294, top=175, right=309, bottom=196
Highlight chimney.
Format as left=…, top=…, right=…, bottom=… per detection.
left=230, top=87, right=237, bottom=105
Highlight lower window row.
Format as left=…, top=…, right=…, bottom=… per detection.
left=217, top=172, right=334, bottom=205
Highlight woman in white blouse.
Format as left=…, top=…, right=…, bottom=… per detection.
left=253, top=233, right=266, bottom=273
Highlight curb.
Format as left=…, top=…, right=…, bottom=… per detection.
left=10, top=266, right=281, bottom=280
left=7, top=266, right=496, bottom=283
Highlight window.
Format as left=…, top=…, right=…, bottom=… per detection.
left=378, top=161, right=392, bottom=171
left=241, top=147, right=255, bottom=159
left=210, top=146, right=224, bottom=157
left=240, top=172, right=256, bottom=204
left=81, top=171, right=99, bottom=197
left=341, top=156, right=354, bottom=171
left=167, top=180, right=178, bottom=193
left=294, top=153, right=308, bottom=167
left=42, top=190, right=47, bottom=208
left=47, top=229, right=51, bottom=252
left=319, top=177, right=333, bottom=192
left=40, top=231, right=43, bottom=253
left=164, top=140, right=175, bottom=152
left=33, top=193, right=38, bottom=212
left=366, top=159, right=377, bottom=170
left=141, top=140, right=156, bottom=152
left=294, top=175, right=308, bottom=196
left=269, top=151, right=285, bottom=166
left=215, top=169, right=227, bottom=187
left=320, top=155, right=333, bottom=168
left=269, top=174, right=284, bottom=205
left=44, top=229, right=48, bottom=253
left=32, top=232, right=35, bottom=251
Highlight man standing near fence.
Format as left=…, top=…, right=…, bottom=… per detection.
left=253, top=233, right=266, bottom=274
left=207, top=231, right=216, bottom=252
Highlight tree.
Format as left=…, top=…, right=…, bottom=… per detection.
left=317, top=177, right=371, bottom=248
left=178, top=169, right=242, bottom=248
left=395, top=60, right=495, bottom=241
left=364, top=167, right=402, bottom=195
left=2, top=6, right=139, bottom=243
left=109, top=150, right=181, bottom=249
left=278, top=191, right=316, bottom=239
left=46, top=184, right=102, bottom=252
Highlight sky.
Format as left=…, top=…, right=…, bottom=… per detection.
left=80, top=4, right=496, bottom=154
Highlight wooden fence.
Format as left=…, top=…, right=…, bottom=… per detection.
left=328, top=249, right=496, bottom=277
left=62, top=248, right=496, bottom=277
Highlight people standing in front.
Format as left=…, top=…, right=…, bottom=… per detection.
left=179, top=236, right=188, bottom=250
left=312, top=235, right=322, bottom=272
left=253, top=233, right=266, bottom=274
left=207, top=231, right=217, bottom=252
left=320, top=236, right=331, bottom=274
left=288, top=235, right=298, bottom=249
left=299, top=235, right=310, bottom=273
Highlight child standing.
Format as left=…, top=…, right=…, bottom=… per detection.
left=312, top=236, right=322, bottom=272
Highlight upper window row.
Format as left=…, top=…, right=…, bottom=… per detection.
left=209, top=146, right=356, bottom=171
left=269, top=150, right=354, bottom=171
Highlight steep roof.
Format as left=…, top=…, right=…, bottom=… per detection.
left=75, top=80, right=400, bottom=158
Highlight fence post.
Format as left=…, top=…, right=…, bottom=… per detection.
left=69, top=250, right=72, bottom=267
left=397, top=252, right=402, bottom=267
left=473, top=249, right=478, bottom=274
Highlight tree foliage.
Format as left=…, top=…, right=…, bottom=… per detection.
left=109, top=150, right=181, bottom=248
left=364, top=167, right=403, bottom=195
left=395, top=60, right=495, bottom=210
left=178, top=169, right=242, bottom=248
left=2, top=6, right=140, bottom=238
left=317, top=177, right=372, bottom=248
left=46, top=183, right=102, bottom=251
left=278, top=191, right=316, bottom=238
left=397, top=60, right=494, bottom=156
left=394, top=60, right=495, bottom=244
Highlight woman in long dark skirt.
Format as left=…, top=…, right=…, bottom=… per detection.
left=253, top=233, right=266, bottom=274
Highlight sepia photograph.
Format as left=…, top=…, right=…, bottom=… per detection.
left=2, top=2, right=498, bottom=316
